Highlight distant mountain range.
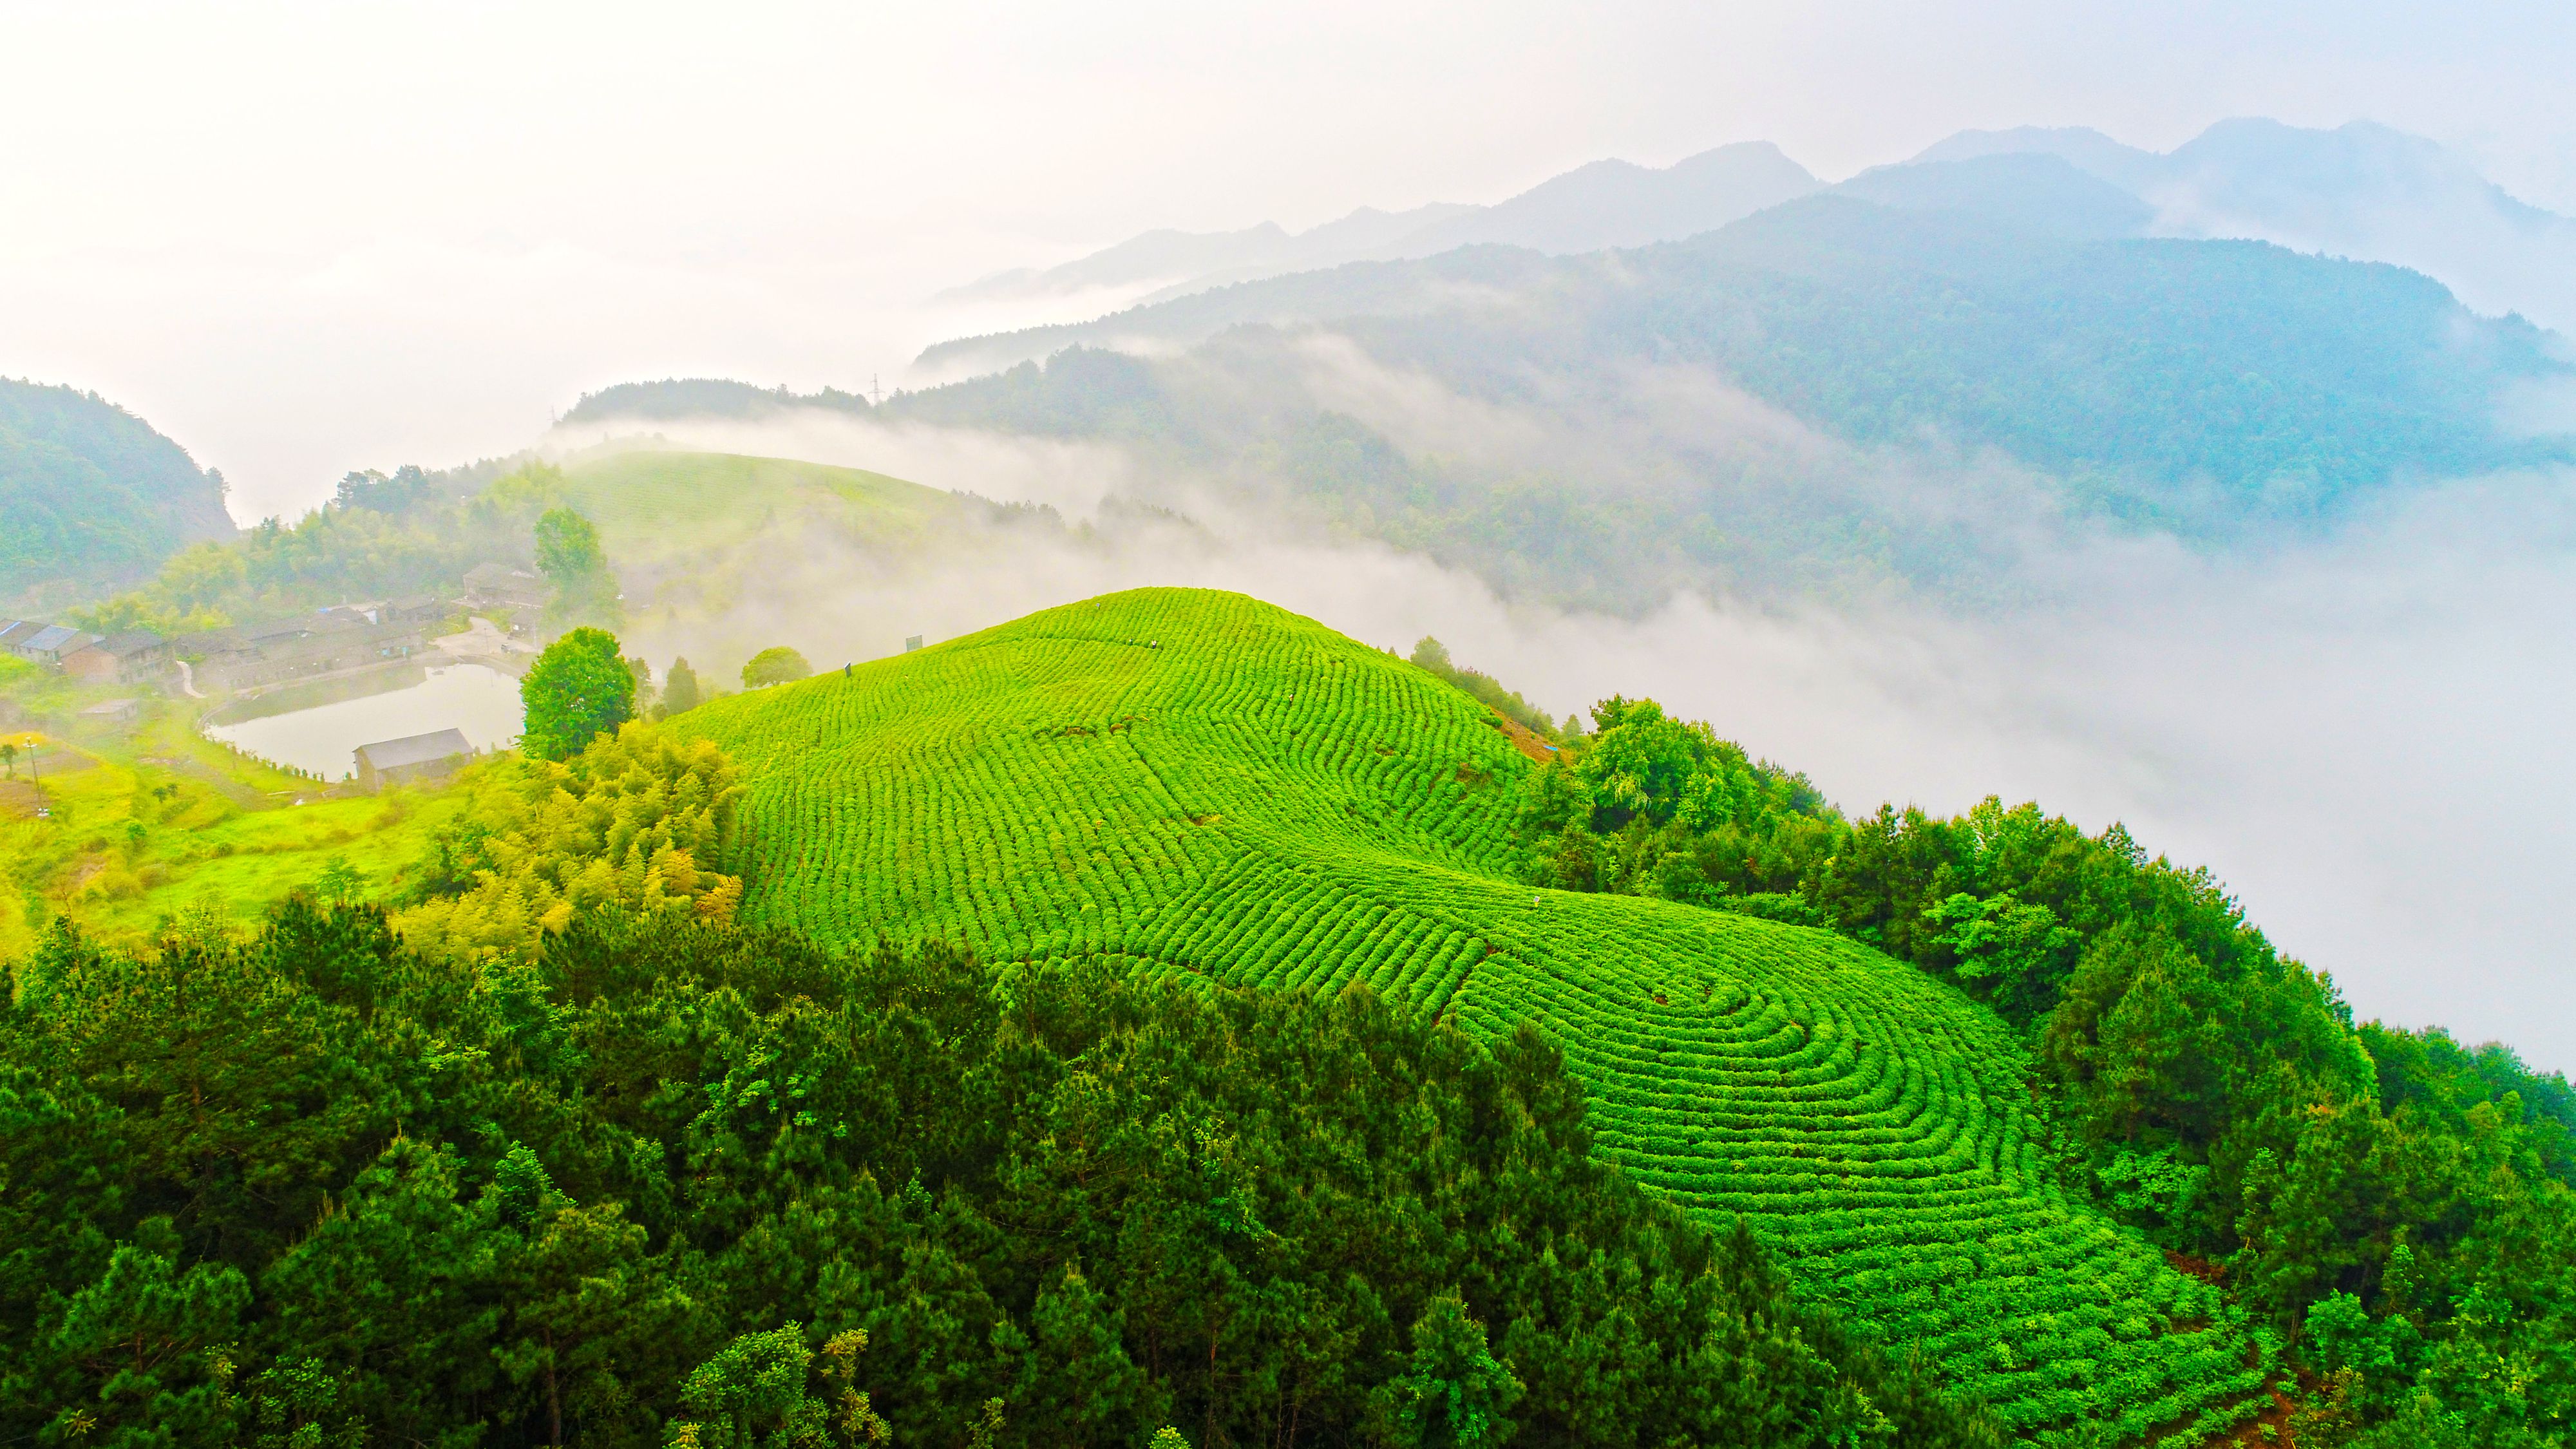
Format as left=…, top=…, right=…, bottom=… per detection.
left=882, top=195, right=2573, bottom=609
left=939, top=118, right=2576, bottom=342
left=571, top=117, right=2576, bottom=612
left=1916, top=118, right=2576, bottom=336
left=940, top=142, right=1821, bottom=310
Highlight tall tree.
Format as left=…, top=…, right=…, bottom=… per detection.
left=533, top=507, right=604, bottom=583
left=519, top=627, right=635, bottom=762
left=534, top=507, right=620, bottom=629
left=741, top=647, right=811, bottom=688
left=661, top=658, right=703, bottom=717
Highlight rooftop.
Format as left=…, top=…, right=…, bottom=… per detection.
left=354, top=728, right=475, bottom=772
left=89, top=630, right=166, bottom=658
left=22, top=624, right=91, bottom=654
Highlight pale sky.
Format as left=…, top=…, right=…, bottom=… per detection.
left=8, top=1, right=2576, bottom=518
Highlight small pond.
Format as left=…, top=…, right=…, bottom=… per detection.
left=203, top=662, right=524, bottom=781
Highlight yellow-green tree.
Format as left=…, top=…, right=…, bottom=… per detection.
left=395, top=723, right=742, bottom=958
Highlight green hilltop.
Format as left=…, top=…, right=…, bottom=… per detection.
left=676, top=586, right=2263, bottom=1444
left=550, top=448, right=975, bottom=593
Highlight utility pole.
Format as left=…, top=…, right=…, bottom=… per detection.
left=28, top=737, right=44, bottom=819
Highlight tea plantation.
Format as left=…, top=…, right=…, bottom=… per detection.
left=676, top=587, right=2266, bottom=1444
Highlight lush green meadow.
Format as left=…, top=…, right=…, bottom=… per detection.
left=0, top=657, right=458, bottom=954
left=677, top=587, right=2266, bottom=1444
left=549, top=448, right=965, bottom=574
left=545, top=448, right=1037, bottom=646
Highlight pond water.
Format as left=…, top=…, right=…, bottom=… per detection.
left=204, top=663, right=524, bottom=780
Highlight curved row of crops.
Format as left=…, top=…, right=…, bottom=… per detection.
left=679, top=587, right=2267, bottom=1444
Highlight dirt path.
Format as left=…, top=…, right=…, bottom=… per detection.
left=433, top=617, right=537, bottom=675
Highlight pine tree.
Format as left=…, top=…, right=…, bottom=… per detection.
left=1382, top=1291, right=1522, bottom=1449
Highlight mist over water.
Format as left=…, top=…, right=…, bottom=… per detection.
left=548, top=410, right=2576, bottom=1070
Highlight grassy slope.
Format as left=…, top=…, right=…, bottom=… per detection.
left=553, top=450, right=963, bottom=572
left=677, top=586, right=2262, bottom=1444
left=0, top=660, right=457, bottom=951
left=554, top=450, right=974, bottom=627
left=0, top=449, right=940, bottom=946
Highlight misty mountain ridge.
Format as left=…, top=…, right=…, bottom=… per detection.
left=561, top=377, right=877, bottom=425
left=939, top=202, right=1478, bottom=305
left=1832, top=153, right=2156, bottom=240
left=943, top=142, right=1820, bottom=309
left=873, top=194, right=2574, bottom=612
left=1917, top=117, right=2576, bottom=334
left=568, top=116, right=2576, bottom=616
left=950, top=117, right=2576, bottom=341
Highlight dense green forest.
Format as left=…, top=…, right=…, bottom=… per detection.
left=0, top=379, right=238, bottom=602
left=886, top=197, right=2576, bottom=607
left=0, top=904, right=1999, bottom=1448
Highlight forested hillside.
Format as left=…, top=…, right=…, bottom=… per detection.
left=561, top=378, right=876, bottom=425
left=675, top=587, right=2291, bottom=1444
left=893, top=198, right=2574, bottom=607
left=0, top=379, right=236, bottom=601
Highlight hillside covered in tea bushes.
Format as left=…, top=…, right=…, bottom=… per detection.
left=675, top=587, right=2277, bottom=1444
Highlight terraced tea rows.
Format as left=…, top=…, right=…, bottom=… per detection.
left=679, top=587, right=2264, bottom=1444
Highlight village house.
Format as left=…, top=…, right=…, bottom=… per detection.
left=62, top=631, right=171, bottom=685
left=183, top=610, right=430, bottom=692
left=462, top=562, right=549, bottom=613
left=384, top=593, right=450, bottom=626
left=354, top=728, right=473, bottom=791
left=6, top=623, right=102, bottom=668
left=78, top=697, right=144, bottom=728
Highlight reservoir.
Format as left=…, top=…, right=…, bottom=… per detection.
left=202, top=662, right=524, bottom=780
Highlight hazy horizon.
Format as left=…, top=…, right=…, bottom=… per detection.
left=11, top=1, right=2576, bottom=518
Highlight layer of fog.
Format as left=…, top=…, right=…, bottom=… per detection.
left=543, top=399, right=2575, bottom=1072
